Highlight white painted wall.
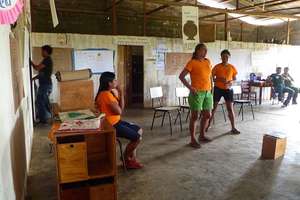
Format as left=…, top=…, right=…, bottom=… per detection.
left=0, top=25, right=34, bottom=200
left=32, top=33, right=300, bottom=107
left=0, top=24, right=17, bottom=200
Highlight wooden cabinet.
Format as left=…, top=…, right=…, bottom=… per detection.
left=54, top=120, right=117, bottom=200
left=57, top=79, right=94, bottom=111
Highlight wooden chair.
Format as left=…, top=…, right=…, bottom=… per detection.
left=241, top=80, right=257, bottom=105
left=232, top=85, right=255, bottom=121
left=150, top=87, right=182, bottom=136
left=175, top=87, right=190, bottom=122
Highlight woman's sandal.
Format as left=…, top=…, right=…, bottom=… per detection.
left=189, top=141, right=201, bottom=148
left=231, top=128, right=241, bottom=134
left=198, top=136, right=212, bottom=143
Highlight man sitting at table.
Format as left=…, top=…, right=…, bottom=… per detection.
left=282, top=67, right=298, bottom=104
left=267, top=67, right=294, bottom=107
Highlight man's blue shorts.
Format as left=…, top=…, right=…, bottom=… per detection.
left=114, top=120, right=141, bottom=141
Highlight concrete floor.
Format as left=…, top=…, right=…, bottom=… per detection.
left=26, top=103, right=300, bottom=200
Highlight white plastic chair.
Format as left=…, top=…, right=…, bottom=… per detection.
left=175, top=87, right=190, bottom=122
left=150, top=87, right=182, bottom=136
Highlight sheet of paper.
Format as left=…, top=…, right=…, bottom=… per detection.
left=58, top=109, right=96, bottom=122
left=49, top=0, right=59, bottom=27
left=58, top=117, right=104, bottom=131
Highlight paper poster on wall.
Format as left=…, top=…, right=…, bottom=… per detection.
left=182, top=6, right=199, bottom=51
left=155, top=45, right=168, bottom=70
left=10, top=33, right=24, bottom=112
left=73, top=49, right=114, bottom=73
left=113, top=36, right=150, bottom=46
left=165, top=53, right=192, bottom=75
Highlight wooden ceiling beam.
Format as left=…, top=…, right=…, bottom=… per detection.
left=264, top=0, right=300, bottom=8
left=199, top=0, right=283, bottom=20
left=144, top=0, right=300, bottom=19
left=32, top=6, right=222, bottom=24
left=104, top=0, right=125, bottom=12
left=216, top=6, right=300, bottom=22
left=269, top=7, right=300, bottom=13
left=146, top=0, right=183, bottom=15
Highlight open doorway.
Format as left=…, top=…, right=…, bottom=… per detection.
left=117, top=45, right=144, bottom=108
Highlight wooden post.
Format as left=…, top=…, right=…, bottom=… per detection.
left=112, top=0, right=117, bottom=35
left=286, top=19, right=290, bottom=44
left=236, top=0, right=239, bottom=9
left=240, top=22, right=243, bottom=41
left=143, top=0, right=147, bottom=36
left=224, top=13, right=228, bottom=41
left=256, top=26, right=259, bottom=43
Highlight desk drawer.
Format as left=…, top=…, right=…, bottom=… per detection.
left=58, top=142, right=88, bottom=183
left=90, top=183, right=116, bottom=200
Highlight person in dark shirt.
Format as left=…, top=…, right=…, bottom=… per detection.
left=30, top=45, right=53, bottom=123
left=268, top=67, right=294, bottom=107
left=282, top=67, right=298, bottom=104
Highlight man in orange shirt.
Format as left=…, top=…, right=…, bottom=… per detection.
left=210, top=49, right=240, bottom=134
left=179, top=43, right=213, bottom=148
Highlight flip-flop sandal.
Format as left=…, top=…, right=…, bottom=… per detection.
left=198, top=137, right=212, bottom=143
left=189, top=141, right=201, bottom=149
left=231, top=129, right=241, bottom=134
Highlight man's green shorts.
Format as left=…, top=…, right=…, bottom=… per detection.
left=188, top=91, right=213, bottom=111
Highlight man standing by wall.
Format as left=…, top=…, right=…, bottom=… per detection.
left=30, top=45, right=53, bottom=123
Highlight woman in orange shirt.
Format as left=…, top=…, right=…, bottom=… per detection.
left=179, top=43, right=213, bottom=148
left=95, top=72, right=143, bottom=169
left=210, top=49, right=240, bottom=134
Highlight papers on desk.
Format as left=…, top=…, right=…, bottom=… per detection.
left=58, top=114, right=105, bottom=131
left=59, top=109, right=96, bottom=122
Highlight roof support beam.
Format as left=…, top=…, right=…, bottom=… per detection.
left=286, top=19, right=290, bottom=44
left=199, top=0, right=293, bottom=20
left=146, top=0, right=183, bottom=15
left=224, top=13, right=229, bottom=40
left=143, top=0, right=147, bottom=36
left=33, top=6, right=222, bottom=24
left=217, top=5, right=300, bottom=22
left=240, top=22, right=243, bottom=41
left=104, top=0, right=124, bottom=12
left=145, top=0, right=300, bottom=19
left=112, top=0, right=117, bottom=35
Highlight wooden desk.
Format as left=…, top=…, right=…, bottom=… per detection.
left=52, top=119, right=117, bottom=200
left=250, top=81, right=272, bottom=105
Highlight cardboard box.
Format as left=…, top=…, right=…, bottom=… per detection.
left=261, top=133, right=287, bottom=160
left=58, top=79, right=94, bottom=111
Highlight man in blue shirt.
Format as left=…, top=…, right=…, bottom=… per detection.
left=30, top=45, right=53, bottom=123
left=268, top=67, right=294, bottom=107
